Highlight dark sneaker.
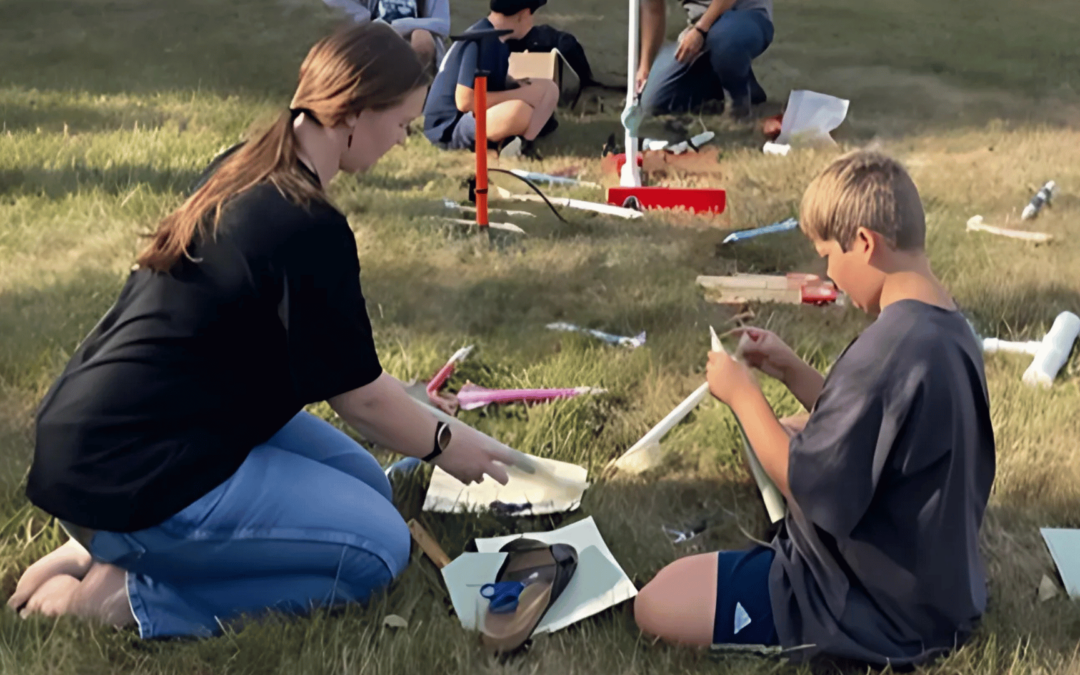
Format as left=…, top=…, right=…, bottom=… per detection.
left=730, top=96, right=752, bottom=120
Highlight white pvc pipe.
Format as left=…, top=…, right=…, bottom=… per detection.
left=620, top=0, right=642, bottom=188
left=1023, top=311, right=1080, bottom=388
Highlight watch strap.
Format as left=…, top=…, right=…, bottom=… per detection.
left=421, top=422, right=448, bottom=463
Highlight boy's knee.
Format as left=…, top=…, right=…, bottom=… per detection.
left=539, top=78, right=559, bottom=99
left=410, top=29, right=435, bottom=52
left=633, top=580, right=666, bottom=637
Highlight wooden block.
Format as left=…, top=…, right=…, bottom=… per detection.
left=408, top=518, right=451, bottom=569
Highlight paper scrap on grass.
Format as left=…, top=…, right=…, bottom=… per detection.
left=546, top=322, right=646, bottom=348
left=441, top=517, right=637, bottom=635
left=1040, top=528, right=1080, bottom=598
left=423, top=455, right=589, bottom=516
left=765, top=90, right=849, bottom=154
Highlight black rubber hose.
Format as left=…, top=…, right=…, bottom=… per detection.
left=487, top=168, right=570, bottom=224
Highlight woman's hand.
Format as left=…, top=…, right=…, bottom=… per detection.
left=723, top=327, right=800, bottom=384
left=432, top=423, right=513, bottom=486
left=675, top=26, right=706, bottom=63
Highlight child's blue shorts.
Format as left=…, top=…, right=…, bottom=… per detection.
left=713, top=546, right=780, bottom=647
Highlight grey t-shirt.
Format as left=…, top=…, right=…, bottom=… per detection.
left=769, top=300, right=996, bottom=667
left=682, top=0, right=772, bottom=23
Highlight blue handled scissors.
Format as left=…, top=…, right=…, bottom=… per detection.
left=480, top=581, right=528, bottom=614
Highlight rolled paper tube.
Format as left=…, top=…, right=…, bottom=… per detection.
left=966, top=216, right=1052, bottom=243
left=982, top=338, right=1044, bottom=356
left=722, top=218, right=799, bottom=244
left=713, top=327, right=786, bottom=523
left=456, top=384, right=606, bottom=411
left=436, top=217, right=527, bottom=234
left=613, top=382, right=712, bottom=474
left=426, top=345, right=474, bottom=396
left=546, top=322, right=646, bottom=348
left=494, top=187, right=643, bottom=220
left=509, top=169, right=601, bottom=189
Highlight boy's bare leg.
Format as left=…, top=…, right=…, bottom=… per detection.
left=521, top=79, right=558, bottom=140
left=409, top=29, right=437, bottom=75
left=634, top=552, right=718, bottom=647
left=7, top=538, right=92, bottom=611
left=18, top=561, right=135, bottom=629
left=484, top=100, right=534, bottom=142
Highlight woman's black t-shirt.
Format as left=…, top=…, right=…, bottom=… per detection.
left=26, top=156, right=383, bottom=533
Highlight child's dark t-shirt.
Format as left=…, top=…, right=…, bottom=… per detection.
left=422, top=18, right=511, bottom=145
left=769, top=300, right=996, bottom=667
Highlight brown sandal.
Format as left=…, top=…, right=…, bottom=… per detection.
left=478, top=538, right=578, bottom=654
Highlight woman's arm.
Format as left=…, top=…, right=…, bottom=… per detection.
left=329, top=371, right=439, bottom=459
left=328, top=372, right=514, bottom=485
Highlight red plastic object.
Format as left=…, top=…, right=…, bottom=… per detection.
left=613, top=153, right=643, bottom=175
left=607, top=186, right=727, bottom=215
left=801, top=283, right=839, bottom=305
left=425, top=361, right=457, bottom=397
left=474, top=74, right=488, bottom=230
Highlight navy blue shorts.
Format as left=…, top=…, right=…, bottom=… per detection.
left=713, top=546, right=780, bottom=647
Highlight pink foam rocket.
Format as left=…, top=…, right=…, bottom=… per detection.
left=456, top=383, right=607, bottom=411
left=426, top=345, right=474, bottom=402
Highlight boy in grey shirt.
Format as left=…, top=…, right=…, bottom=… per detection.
left=636, top=0, right=773, bottom=117
left=634, top=150, right=996, bottom=668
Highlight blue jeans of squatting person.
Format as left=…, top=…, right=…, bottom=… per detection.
left=64, top=411, right=411, bottom=639
left=641, top=9, right=774, bottom=114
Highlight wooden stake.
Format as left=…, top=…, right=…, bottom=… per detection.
left=408, top=519, right=451, bottom=569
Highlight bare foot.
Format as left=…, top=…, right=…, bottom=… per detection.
left=19, top=574, right=81, bottom=618
left=8, top=538, right=93, bottom=611
left=17, top=562, right=135, bottom=629
left=70, top=562, right=135, bottom=628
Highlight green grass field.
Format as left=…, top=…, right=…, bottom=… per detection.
left=2, top=0, right=1080, bottom=672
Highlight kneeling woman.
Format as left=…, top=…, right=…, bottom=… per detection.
left=9, top=22, right=514, bottom=638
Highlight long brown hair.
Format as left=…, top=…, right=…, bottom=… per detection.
left=137, top=22, right=429, bottom=272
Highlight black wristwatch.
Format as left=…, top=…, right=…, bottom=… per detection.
left=694, top=25, right=708, bottom=38
left=422, top=422, right=452, bottom=463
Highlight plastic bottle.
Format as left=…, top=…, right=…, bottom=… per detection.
left=1021, top=181, right=1055, bottom=220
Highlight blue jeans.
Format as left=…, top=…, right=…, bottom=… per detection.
left=82, top=411, right=411, bottom=639
left=641, top=9, right=774, bottom=114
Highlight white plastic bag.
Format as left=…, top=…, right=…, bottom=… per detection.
left=772, top=90, right=850, bottom=149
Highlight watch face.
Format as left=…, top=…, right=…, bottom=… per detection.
left=438, top=423, right=452, bottom=449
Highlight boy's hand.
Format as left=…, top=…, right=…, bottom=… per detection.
left=707, top=349, right=757, bottom=405
left=723, top=327, right=800, bottom=384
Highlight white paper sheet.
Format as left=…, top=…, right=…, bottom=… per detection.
left=774, top=90, right=850, bottom=148
left=441, top=545, right=628, bottom=635
left=474, top=516, right=638, bottom=633
left=1040, top=528, right=1080, bottom=598
left=423, top=456, right=590, bottom=516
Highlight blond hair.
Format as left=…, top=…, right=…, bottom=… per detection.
left=137, top=22, right=429, bottom=272
left=799, top=150, right=925, bottom=252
